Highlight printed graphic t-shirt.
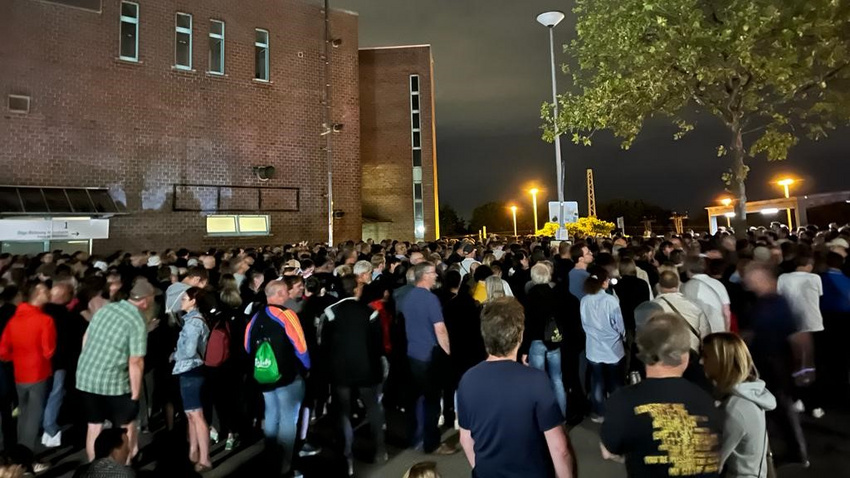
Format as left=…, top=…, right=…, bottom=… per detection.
left=600, top=377, right=723, bottom=478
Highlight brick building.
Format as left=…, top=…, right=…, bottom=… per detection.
left=0, top=0, right=362, bottom=253
left=360, top=45, right=440, bottom=242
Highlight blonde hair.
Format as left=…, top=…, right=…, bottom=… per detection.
left=530, top=263, right=551, bottom=285
left=702, top=332, right=758, bottom=396
left=404, top=461, right=441, bottom=478
left=484, top=275, right=506, bottom=302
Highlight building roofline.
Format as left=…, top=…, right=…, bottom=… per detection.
left=359, top=44, right=432, bottom=51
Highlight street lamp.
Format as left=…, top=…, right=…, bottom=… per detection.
left=720, top=198, right=732, bottom=228
left=537, top=10, right=566, bottom=239
left=529, top=188, right=539, bottom=234
left=776, top=178, right=795, bottom=228
left=510, top=205, right=518, bottom=237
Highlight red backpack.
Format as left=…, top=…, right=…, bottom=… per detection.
left=205, top=320, right=231, bottom=367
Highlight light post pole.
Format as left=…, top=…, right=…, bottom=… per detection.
left=530, top=188, right=539, bottom=234
left=510, top=206, right=518, bottom=237
left=537, top=11, right=566, bottom=238
left=777, top=178, right=795, bottom=229
left=721, top=198, right=733, bottom=228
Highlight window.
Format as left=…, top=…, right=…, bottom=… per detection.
left=414, top=183, right=423, bottom=201
left=255, top=29, right=269, bottom=81
left=410, top=74, right=425, bottom=240
left=206, top=214, right=270, bottom=236
left=175, top=13, right=193, bottom=70
left=209, top=20, right=224, bottom=74
left=119, top=2, right=139, bottom=61
left=412, top=149, right=422, bottom=167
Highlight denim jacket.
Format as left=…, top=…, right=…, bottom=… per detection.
left=172, top=310, right=209, bottom=375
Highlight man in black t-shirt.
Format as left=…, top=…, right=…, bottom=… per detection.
left=601, top=314, right=722, bottom=478
left=458, top=297, right=575, bottom=478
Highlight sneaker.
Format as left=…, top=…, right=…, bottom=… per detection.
left=41, top=432, right=49, bottom=447
left=45, top=431, right=62, bottom=448
left=437, top=415, right=445, bottom=427
left=590, top=414, right=605, bottom=424
left=792, top=400, right=805, bottom=413
left=225, top=435, right=240, bottom=451
left=812, top=408, right=826, bottom=419
left=298, top=443, right=322, bottom=458
left=209, top=428, right=220, bottom=444
left=32, top=462, right=50, bottom=474
left=431, top=443, right=461, bottom=455
left=347, top=458, right=355, bottom=476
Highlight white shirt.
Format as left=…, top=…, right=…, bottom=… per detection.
left=778, top=271, right=824, bottom=332
left=458, top=257, right=480, bottom=279
left=654, top=292, right=712, bottom=352
left=681, top=274, right=730, bottom=333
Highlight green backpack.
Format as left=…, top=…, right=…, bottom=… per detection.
left=253, top=341, right=281, bottom=384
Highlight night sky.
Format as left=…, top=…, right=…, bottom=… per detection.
left=336, top=0, right=850, bottom=224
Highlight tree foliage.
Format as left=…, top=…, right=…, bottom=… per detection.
left=439, top=204, right=468, bottom=237
left=544, top=0, right=850, bottom=228
left=537, top=217, right=617, bottom=238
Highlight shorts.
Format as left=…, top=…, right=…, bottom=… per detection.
left=179, top=367, right=205, bottom=412
left=80, top=391, right=140, bottom=426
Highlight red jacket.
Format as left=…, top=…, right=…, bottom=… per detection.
left=0, top=303, right=56, bottom=384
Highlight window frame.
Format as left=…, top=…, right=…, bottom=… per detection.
left=208, top=19, right=225, bottom=75
left=206, top=214, right=270, bottom=237
left=175, top=12, right=193, bottom=70
left=254, top=28, right=270, bottom=81
left=118, top=1, right=139, bottom=62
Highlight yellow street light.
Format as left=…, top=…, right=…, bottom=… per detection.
left=529, top=188, right=539, bottom=234
left=776, top=178, right=796, bottom=228
left=720, top=197, right=733, bottom=227
left=509, top=205, right=518, bottom=237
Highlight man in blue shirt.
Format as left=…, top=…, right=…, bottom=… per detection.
left=399, top=262, right=455, bottom=454
left=458, top=297, right=575, bottom=478
left=568, top=244, right=593, bottom=300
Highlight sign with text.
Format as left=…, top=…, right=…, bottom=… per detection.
left=0, top=219, right=109, bottom=241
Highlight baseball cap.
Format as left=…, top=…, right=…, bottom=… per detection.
left=462, top=243, right=475, bottom=254
left=129, top=279, right=156, bottom=300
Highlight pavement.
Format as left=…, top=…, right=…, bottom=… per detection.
left=32, top=402, right=850, bottom=477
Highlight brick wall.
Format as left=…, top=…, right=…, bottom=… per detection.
left=359, top=46, right=437, bottom=242
left=0, top=0, right=361, bottom=253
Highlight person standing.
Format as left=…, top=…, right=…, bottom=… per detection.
left=568, top=244, right=593, bottom=301
left=244, top=280, right=310, bottom=477
left=579, top=267, right=625, bottom=422
left=173, top=287, right=212, bottom=472
left=600, top=314, right=722, bottom=477
left=682, top=257, right=731, bottom=333
left=0, top=281, right=55, bottom=471
left=702, top=333, right=776, bottom=478
left=458, top=297, right=575, bottom=478
left=321, top=275, right=386, bottom=476
left=399, top=262, right=456, bottom=455
left=76, top=278, right=151, bottom=463
left=41, top=282, right=79, bottom=448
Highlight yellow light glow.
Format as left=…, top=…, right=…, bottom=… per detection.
left=777, top=178, right=795, bottom=186
left=720, top=198, right=732, bottom=207
left=510, top=205, right=518, bottom=212
left=529, top=188, right=539, bottom=196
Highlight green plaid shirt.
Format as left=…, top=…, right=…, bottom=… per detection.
left=76, top=300, right=147, bottom=396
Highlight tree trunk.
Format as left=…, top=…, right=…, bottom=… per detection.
left=730, top=123, right=748, bottom=236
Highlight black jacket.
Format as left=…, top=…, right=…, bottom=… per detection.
left=245, top=304, right=310, bottom=391
left=321, top=298, right=384, bottom=387
left=521, top=284, right=575, bottom=353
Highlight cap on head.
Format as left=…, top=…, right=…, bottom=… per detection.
left=129, top=279, right=156, bottom=300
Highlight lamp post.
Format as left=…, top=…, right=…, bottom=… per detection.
left=530, top=188, right=539, bottom=234
left=721, top=198, right=733, bottom=228
left=510, top=205, right=518, bottom=237
left=537, top=11, right=566, bottom=238
left=777, top=178, right=795, bottom=228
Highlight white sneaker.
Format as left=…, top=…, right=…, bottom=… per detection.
left=41, top=432, right=49, bottom=447
left=812, top=408, right=826, bottom=418
left=792, top=399, right=805, bottom=413
left=45, top=431, right=62, bottom=448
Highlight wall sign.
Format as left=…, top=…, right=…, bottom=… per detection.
left=0, top=219, right=109, bottom=241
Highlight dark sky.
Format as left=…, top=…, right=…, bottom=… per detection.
left=335, top=0, right=850, bottom=224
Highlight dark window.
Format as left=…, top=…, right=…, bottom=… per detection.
left=0, top=188, right=23, bottom=213
left=66, top=189, right=95, bottom=213
left=43, top=189, right=73, bottom=213
left=410, top=75, right=419, bottom=93
left=120, top=2, right=139, bottom=61
left=414, top=201, right=424, bottom=220
left=414, top=183, right=423, bottom=200
left=89, top=190, right=118, bottom=213
left=412, top=131, right=421, bottom=148
left=411, top=94, right=420, bottom=111
left=412, top=112, right=420, bottom=128
left=19, top=188, right=47, bottom=213
left=412, top=149, right=422, bottom=167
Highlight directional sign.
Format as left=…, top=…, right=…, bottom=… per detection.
left=0, top=219, right=109, bottom=241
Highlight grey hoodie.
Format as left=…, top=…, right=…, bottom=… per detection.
left=720, top=379, right=777, bottom=477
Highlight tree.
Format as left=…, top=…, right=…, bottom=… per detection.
left=537, top=217, right=616, bottom=237
left=439, top=204, right=468, bottom=237
left=544, top=0, right=850, bottom=231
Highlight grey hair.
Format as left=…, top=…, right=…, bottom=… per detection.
left=530, top=263, right=552, bottom=285
left=353, top=260, right=373, bottom=276
left=484, top=276, right=506, bottom=302
left=413, top=261, right=435, bottom=284
left=636, top=313, right=692, bottom=367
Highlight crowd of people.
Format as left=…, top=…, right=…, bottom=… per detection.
left=0, top=219, right=847, bottom=477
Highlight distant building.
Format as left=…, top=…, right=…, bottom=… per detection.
left=0, top=0, right=394, bottom=254
left=359, top=45, right=439, bottom=242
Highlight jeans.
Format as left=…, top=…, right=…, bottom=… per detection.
left=333, top=385, right=385, bottom=459
left=262, top=377, right=305, bottom=474
left=529, top=340, right=567, bottom=416
left=589, top=360, right=623, bottom=417
left=42, top=369, right=66, bottom=437
left=407, top=358, right=441, bottom=452
left=16, top=380, right=49, bottom=451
